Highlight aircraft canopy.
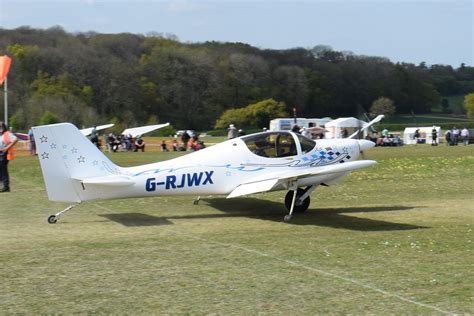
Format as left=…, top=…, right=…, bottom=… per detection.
left=242, top=131, right=316, bottom=158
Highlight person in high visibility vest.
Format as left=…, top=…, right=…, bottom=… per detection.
left=0, top=121, right=18, bottom=192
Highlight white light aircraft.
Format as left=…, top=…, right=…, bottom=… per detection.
left=121, top=123, right=170, bottom=138
left=32, top=115, right=383, bottom=224
left=80, top=124, right=115, bottom=136
left=80, top=123, right=170, bottom=138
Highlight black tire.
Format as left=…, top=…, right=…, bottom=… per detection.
left=285, top=188, right=310, bottom=213
left=47, top=215, right=57, bottom=224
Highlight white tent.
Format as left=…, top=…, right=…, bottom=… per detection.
left=325, top=117, right=367, bottom=139
left=403, top=126, right=441, bottom=145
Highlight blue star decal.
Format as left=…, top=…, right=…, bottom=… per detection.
left=41, top=152, right=49, bottom=160
left=40, top=135, right=48, bottom=143
left=71, top=147, right=78, bottom=154
left=50, top=143, right=57, bottom=149
left=77, top=156, right=85, bottom=163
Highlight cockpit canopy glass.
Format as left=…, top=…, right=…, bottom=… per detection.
left=242, top=132, right=312, bottom=158
left=297, top=134, right=317, bottom=154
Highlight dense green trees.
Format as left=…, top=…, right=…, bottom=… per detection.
left=464, top=93, right=474, bottom=118
left=215, top=99, right=288, bottom=129
left=0, top=26, right=473, bottom=131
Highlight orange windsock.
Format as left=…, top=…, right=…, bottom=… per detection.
left=0, top=55, right=12, bottom=86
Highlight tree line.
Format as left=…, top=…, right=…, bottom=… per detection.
left=1, top=26, right=473, bottom=131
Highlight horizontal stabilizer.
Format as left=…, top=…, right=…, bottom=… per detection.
left=73, top=175, right=135, bottom=187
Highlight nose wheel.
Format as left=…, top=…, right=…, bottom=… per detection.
left=284, top=188, right=311, bottom=214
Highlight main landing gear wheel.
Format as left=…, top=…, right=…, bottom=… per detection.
left=47, top=215, right=58, bottom=224
left=285, top=188, right=310, bottom=213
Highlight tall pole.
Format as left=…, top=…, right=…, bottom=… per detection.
left=4, top=76, right=7, bottom=125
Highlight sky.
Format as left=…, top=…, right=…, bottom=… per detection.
left=0, top=0, right=472, bottom=67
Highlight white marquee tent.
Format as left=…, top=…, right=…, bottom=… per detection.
left=403, top=126, right=441, bottom=145
left=325, top=117, right=367, bottom=139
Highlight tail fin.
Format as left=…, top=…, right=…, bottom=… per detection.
left=32, top=123, right=126, bottom=202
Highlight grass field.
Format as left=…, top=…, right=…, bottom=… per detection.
left=1, top=144, right=473, bottom=314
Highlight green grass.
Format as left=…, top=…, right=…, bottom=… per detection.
left=1, top=145, right=473, bottom=314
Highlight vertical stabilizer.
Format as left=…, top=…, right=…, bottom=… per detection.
left=32, top=123, right=123, bottom=202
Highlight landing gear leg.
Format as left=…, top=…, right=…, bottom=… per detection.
left=193, top=196, right=201, bottom=205
left=284, top=188, right=297, bottom=222
left=47, top=203, right=80, bottom=224
left=283, top=185, right=316, bottom=222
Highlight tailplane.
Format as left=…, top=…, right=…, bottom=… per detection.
left=32, top=123, right=128, bottom=202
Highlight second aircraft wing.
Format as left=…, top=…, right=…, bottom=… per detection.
left=227, top=160, right=376, bottom=198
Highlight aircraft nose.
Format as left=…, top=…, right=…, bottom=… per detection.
left=357, top=139, right=375, bottom=152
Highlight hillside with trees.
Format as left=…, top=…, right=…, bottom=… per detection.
left=1, top=26, right=473, bottom=131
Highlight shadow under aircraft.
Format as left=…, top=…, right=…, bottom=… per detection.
left=100, top=197, right=427, bottom=231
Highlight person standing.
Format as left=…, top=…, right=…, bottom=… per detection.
left=431, top=126, right=438, bottom=146
left=160, top=140, right=169, bottom=152
left=0, top=121, right=18, bottom=192
left=452, top=127, right=459, bottom=145
left=460, top=127, right=470, bottom=146
left=445, top=129, right=452, bottom=146
left=413, top=128, right=420, bottom=144
left=28, top=128, right=36, bottom=155
left=341, top=128, right=349, bottom=138
left=227, top=124, right=238, bottom=139
left=90, top=126, right=100, bottom=149
left=181, top=131, right=191, bottom=150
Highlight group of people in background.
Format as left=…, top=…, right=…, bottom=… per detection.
left=445, top=127, right=470, bottom=146
left=178, top=131, right=206, bottom=151
left=104, top=132, right=145, bottom=153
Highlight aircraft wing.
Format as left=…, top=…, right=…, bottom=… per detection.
left=80, top=124, right=115, bottom=136
left=227, top=160, right=376, bottom=198
left=14, top=132, right=29, bottom=141
left=121, top=123, right=170, bottom=138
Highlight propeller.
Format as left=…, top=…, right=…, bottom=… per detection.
left=349, top=114, right=384, bottom=159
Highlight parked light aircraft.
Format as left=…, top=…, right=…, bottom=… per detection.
left=80, top=123, right=170, bottom=138
left=32, top=116, right=383, bottom=224
left=80, top=124, right=115, bottom=136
